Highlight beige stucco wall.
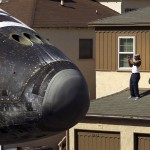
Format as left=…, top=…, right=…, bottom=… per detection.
left=98, top=0, right=150, bottom=13
left=96, top=71, right=150, bottom=98
left=99, top=2, right=121, bottom=13
left=69, top=122, right=150, bottom=150
left=35, top=27, right=96, bottom=100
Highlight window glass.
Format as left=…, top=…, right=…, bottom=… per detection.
left=119, top=38, right=133, bottom=52
left=118, top=36, right=135, bottom=69
left=79, top=39, right=93, bottom=59
left=119, top=54, right=133, bottom=67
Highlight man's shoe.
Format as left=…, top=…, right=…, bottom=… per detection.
left=135, top=97, right=140, bottom=100
left=128, top=96, right=133, bottom=99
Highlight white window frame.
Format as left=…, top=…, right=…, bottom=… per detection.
left=118, top=36, right=135, bottom=70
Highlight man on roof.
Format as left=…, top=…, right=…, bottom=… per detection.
left=128, top=54, right=141, bottom=100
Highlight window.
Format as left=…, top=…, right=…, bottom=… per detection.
left=79, top=39, right=93, bottom=59
left=125, top=8, right=137, bottom=13
left=118, top=36, right=135, bottom=70
left=10, top=33, right=32, bottom=46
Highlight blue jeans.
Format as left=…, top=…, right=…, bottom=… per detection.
left=130, top=73, right=140, bottom=97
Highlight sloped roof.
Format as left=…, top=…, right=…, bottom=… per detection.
left=0, top=0, right=36, bottom=27
left=87, top=89, right=150, bottom=121
left=88, top=7, right=150, bottom=26
left=0, top=0, right=118, bottom=27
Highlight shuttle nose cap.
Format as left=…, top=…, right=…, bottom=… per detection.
left=42, top=69, right=89, bottom=131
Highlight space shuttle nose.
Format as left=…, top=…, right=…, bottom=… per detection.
left=41, top=69, right=90, bottom=131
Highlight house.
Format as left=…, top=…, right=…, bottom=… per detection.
left=69, top=88, right=150, bottom=150
left=88, top=7, right=150, bottom=98
left=0, top=0, right=118, bottom=149
left=97, top=0, right=150, bottom=13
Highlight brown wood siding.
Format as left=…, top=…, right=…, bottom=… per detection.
left=145, top=32, right=150, bottom=70
left=75, top=130, right=120, bottom=150
left=135, top=134, right=150, bottom=150
left=96, top=32, right=100, bottom=69
left=100, top=32, right=104, bottom=69
left=96, top=30, right=150, bottom=71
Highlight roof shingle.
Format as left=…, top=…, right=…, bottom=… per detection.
left=87, top=89, right=150, bottom=120
left=0, top=0, right=118, bottom=27
left=88, top=7, right=150, bottom=26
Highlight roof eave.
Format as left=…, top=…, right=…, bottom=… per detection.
left=88, top=23, right=150, bottom=27
left=86, top=113, right=150, bottom=121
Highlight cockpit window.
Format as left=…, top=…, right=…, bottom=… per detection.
left=10, top=34, right=32, bottom=46
left=10, top=32, right=50, bottom=46
left=23, top=33, right=43, bottom=44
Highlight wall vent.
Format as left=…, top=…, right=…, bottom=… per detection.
left=0, top=0, right=9, bottom=3
left=60, top=0, right=64, bottom=6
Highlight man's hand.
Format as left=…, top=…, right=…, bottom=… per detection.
left=128, top=56, right=133, bottom=67
left=128, top=56, right=131, bottom=60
